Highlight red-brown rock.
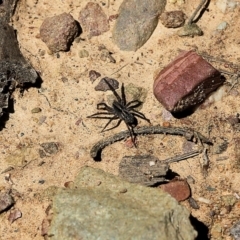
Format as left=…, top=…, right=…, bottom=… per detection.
left=160, top=179, right=191, bottom=201
left=153, top=51, right=223, bottom=113
left=79, top=2, right=109, bottom=38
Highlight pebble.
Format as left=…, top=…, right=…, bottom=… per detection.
left=8, top=209, right=22, bottom=224
left=112, top=0, right=166, bottom=51
left=95, top=77, right=119, bottom=92
left=234, top=138, right=240, bottom=169
left=79, top=2, right=109, bottom=38
left=230, top=221, right=240, bottom=240
left=217, top=21, right=228, bottom=31
left=197, top=197, right=212, bottom=204
left=160, top=179, right=191, bottom=201
left=78, top=49, right=89, bottom=58
left=0, top=192, right=14, bottom=213
left=40, top=142, right=59, bottom=155
left=177, top=23, right=203, bottom=37
left=211, top=223, right=222, bottom=239
left=40, top=13, right=79, bottom=52
left=31, top=107, right=42, bottom=113
left=188, top=197, right=199, bottom=209
left=160, top=11, right=186, bottom=28
left=89, top=70, right=101, bottom=83
left=221, top=195, right=236, bottom=207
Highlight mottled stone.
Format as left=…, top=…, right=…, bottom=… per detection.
left=48, top=167, right=197, bottom=240
left=79, top=2, right=109, bottom=38
left=230, top=221, right=240, bottom=240
left=40, top=13, right=79, bottom=52
left=0, top=192, right=14, bottom=213
left=177, top=23, right=203, bottom=37
left=40, top=142, right=58, bottom=155
left=113, top=0, right=166, bottom=51
left=153, top=50, right=223, bottom=113
left=160, top=11, right=186, bottom=28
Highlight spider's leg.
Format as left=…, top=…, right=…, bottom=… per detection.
left=97, top=103, right=114, bottom=112
left=126, top=100, right=143, bottom=108
left=102, top=118, right=122, bottom=132
left=103, top=79, right=122, bottom=103
left=87, top=112, right=115, bottom=118
left=125, top=123, right=137, bottom=147
left=131, top=110, right=151, bottom=123
left=121, top=83, right=127, bottom=106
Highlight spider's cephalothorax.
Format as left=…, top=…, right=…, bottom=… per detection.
left=87, top=79, right=150, bottom=146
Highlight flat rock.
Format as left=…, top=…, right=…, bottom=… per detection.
left=48, top=166, right=197, bottom=240
left=40, top=13, right=79, bottom=52
left=79, top=2, right=109, bottom=39
left=112, top=0, right=166, bottom=51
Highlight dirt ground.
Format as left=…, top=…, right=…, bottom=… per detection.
left=0, top=0, right=240, bottom=239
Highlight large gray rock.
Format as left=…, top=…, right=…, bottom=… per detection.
left=48, top=166, right=197, bottom=240
left=112, top=0, right=166, bottom=51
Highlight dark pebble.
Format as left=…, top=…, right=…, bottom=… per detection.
left=89, top=70, right=101, bottom=83
left=0, top=193, right=14, bottom=213
left=95, top=77, right=119, bottom=91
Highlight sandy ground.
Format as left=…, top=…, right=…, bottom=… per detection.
left=0, top=0, right=240, bottom=239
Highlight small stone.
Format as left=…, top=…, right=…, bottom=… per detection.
left=79, top=2, right=109, bottom=38
left=160, top=11, right=186, bottom=28
left=213, top=138, right=229, bottom=154
left=95, top=77, right=119, bottom=92
left=39, top=149, right=47, bottom=158
left=31, top=107, right=42, bottom=113
left=89, top=70, right=101, bottom=83
left=221, top=195, right=236, bottom=207
left=160, top=179, right=191, bottom=201
left=8, top=209, right=22, bottom=223
left=40, top=13, right=79, bottom=52
left=0, top=192, right=14, bottom=213
left=40, top=142, right=59, bottom=155
left=112, top=0, right=166, bottom=51
left=234, top=138, right=240, bottom=169
left=177, top=23, right=203, bottom=37
left=78, top=49, right=89, bottom=58
left=211, top=223, right=222, bottom=239
left=230, top=221, right=240, bottom=240
left=153, top=50, right=223, bottom=113
left=188, top=197, right=199, bottom=209
left=217, top=21, right=228, bottom=31
left=100, top=49, right=116, bottom=63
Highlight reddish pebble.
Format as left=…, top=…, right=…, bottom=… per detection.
left=125, top=138, right=135, bottom=148
left=153, top=51, right=223, bottom=113
left=160, top=179, right=191, bottom=201
left=8, top=209, right=22, bottom=224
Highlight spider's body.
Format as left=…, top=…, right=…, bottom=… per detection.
left=87, top=79, right=150, bottom=145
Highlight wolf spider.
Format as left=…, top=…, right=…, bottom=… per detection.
left=87, top=79, right=150, bottom=146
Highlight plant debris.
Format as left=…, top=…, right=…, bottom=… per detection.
left=90, top=125, right=211, bottom=160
